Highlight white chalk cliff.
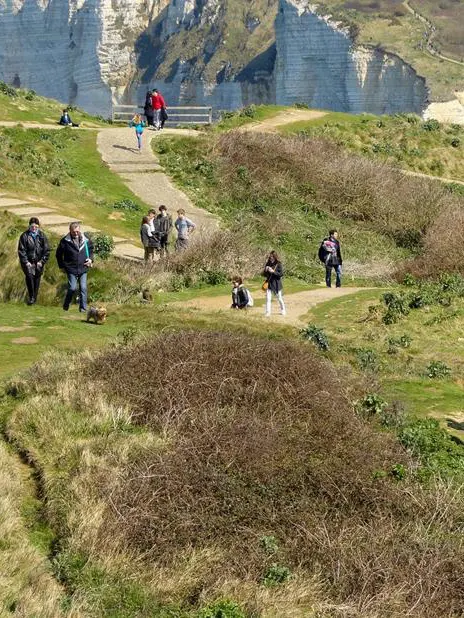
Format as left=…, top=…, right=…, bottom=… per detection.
left=0, top=0, right=429, bottom=116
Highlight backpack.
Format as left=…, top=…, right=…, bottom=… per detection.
left=319, top=239, right=337, bottom=265
left=245, top=289, right=254, bottom=307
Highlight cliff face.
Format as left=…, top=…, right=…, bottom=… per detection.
left=0, top=0, right=167, bottom=115
left=274, top=0, right=428, bottom=114
left=0, top=0, right=428, bottom=116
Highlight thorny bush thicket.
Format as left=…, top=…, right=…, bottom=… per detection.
left=59, top=331, right=464, bottom=617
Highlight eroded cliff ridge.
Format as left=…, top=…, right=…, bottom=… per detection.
left=0, top=0, right=428, bottom=115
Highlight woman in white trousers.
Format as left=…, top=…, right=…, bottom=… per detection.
left=263, top=250, right=286, bottom=316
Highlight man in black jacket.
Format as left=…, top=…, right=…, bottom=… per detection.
left=155, top=204, right=172, bottom=257
left=18, top=217, right=50, bottom=305
left=56, top=222, right=94, bottom=312
left=318, top=229, right=343, bottom=288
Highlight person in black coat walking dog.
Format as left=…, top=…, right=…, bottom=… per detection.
left=56, top=222, right=94, bottom=312
left=17, top=217, right=50, bottom=305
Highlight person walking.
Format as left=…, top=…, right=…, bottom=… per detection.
left=17, top=217, right=50, bottom=305
left=56, top=222, right=93, bottom=312
left=263, top=250, right=286, bottom=317
left=151, top=89, right=166, bottom=130
left=143, top=90, right=154, bottom=127
left=140, top=215, right=158, bottom=263
left=129, top=113, right=146, bottom=151
left=155, top=205, right=172, bottom=257
left=174, top=209, right=195, bottom=251
left=318, top=229, right=343, bottom=288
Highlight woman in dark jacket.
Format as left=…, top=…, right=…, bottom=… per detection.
left=17, top=217, right=50, bottom=305
left=263, top=250, right=286, bottom=317
left=144, top=91, right=154, bottom=127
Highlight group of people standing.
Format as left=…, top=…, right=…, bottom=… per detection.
left=129, top=89, right=168, bottom=151
left=140, top=205, right=196, bottom=262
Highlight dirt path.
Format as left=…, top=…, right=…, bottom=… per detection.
left=0, top=121, right=99, bottom=130
left=180, top=286, right=368, bottom=326
left=97, top=127, right=219, bottom=234
left=241, top=109, right=327, bottom=133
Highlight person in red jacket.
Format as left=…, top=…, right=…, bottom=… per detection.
left=151, top=89, right=166, bottom=130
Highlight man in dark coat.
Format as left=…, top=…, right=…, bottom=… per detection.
left=318, top=229, right=343, bottom=288
left=17, top=217, right=50, bottom=305
left=56, top=222, right=94, bottom=312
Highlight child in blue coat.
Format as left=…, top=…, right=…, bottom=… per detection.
left=129, top=114, right=146, bottom=151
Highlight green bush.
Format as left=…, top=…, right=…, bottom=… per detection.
left=262, top=564, right=291, bottom=587
left=422, top=118, right=440, bottom=132
left=112, top=198, right=141, bottom=212
left=387, top=334, right=412, bottom=354
left=24, top=89, right=36, bottom=101
left=356, top=394, right=387, bottom=418
left=86, top=232, right=114, bottom=260
left=299, top=323, right=329, bottom=350
left=426, top=360, right=451, bottom=379
left=259, top=535, right=279, bottom=555
left=0, top=81, right=17, bottom=97
left=356, top=348, right=379, bottom=372
left=197, top=600, right=246, bottom=618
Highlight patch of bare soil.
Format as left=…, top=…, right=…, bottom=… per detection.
left=11, top=337, right=39, bottom=344
left=0, top=326, right=31, bottom=332
left=241, top=109, right=327, bottom=133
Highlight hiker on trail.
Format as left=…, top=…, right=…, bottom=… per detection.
left=151, top=89, right=166, bottom=130
left=155, top=205, right=172, bottom=257
left=231, top=276, right=252, bottom=310
left=56, top=222, right=94, bottom=312
left=263, top=250, right=286, bottom=317
left=318, top=229, right=343, bottom=288
left=144, top=90, right=154, bottom=127
left=129, top=113, right=146, bottom=151
left=140, top=215, right=158, bottom=263
left=174, top=209, right=195, bottom=252
left=17, top=217, right=50, bottom=305
left=59, top=109, right=79, bottom=127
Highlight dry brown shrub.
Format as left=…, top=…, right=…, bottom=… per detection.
left=400, top=202, right=464, bottom=277
left=80, top=332, right=464, bottom=616
left=216, top=131, right=456, bottom=247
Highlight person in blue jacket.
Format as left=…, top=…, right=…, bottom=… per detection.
left=129, top=113, right=146, bottom=151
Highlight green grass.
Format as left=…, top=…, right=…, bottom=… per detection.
left=281, top=112, right=464, bottom=181
left=213, top=104, right=288, bottom=131
left=0, top=128, right=149, bottom=242
left=305, top=288, right=464, bottom=437
left=0, top=85, right=109, bottom=126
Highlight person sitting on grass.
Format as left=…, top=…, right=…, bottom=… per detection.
left=231, top=276, right=252, bottom=310
left=59, top=109, right=79, bottom=127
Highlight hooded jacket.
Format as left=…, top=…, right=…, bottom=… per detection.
left=56, top=233, right=94, bottom=275
left=18, top=229, right=50, bottom=266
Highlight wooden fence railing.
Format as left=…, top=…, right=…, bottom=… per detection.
left=112, top=105, right=213, bottom=125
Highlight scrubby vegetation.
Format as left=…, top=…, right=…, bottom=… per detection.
left=155, top=130, right=464, bottom=280
left=4, top=331, right=464, bottom=616
left=282, top=112, right=464, bottom=180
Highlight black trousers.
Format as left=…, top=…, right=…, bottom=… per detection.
left=159, top=233, right=169, bottom=256
left=22, top=263, right=42, bottom=301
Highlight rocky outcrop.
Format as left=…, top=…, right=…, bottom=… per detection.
left=0, top=0, right=429, bottom=116
left=274, top=0, right=428, bottom=114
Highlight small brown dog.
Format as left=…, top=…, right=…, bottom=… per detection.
left=86, top=306, right=107, bottom=324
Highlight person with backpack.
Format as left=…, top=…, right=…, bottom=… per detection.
left=231, top=276, right=253, bottom=310
left=318, top=229, right=343, bottom=288
left=151, top=89, right=166, bottom=130
left=17, top=217, right=50, bottom=305
left=155, top=204, right=172, bottom=257
left=56, top=222, right=93, bottom=312
left=143, top=90, right=154, bottom=127
left=263, top=251, right=286, bottom=316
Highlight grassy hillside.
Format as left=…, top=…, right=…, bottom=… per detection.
left=3, top=329, right=464, bottom=616
left=280, top=111, right=464, bottom=180
left=0, top=127, right=150, bottom=242
left=0, top=82, right=109, bottom=126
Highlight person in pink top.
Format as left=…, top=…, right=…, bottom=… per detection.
left=151, top=89, right=166, bottom=130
